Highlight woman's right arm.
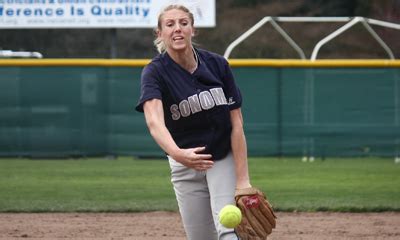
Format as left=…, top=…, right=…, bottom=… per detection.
left=143, top=99, right=214, bottom=171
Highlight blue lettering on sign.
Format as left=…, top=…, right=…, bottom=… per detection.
left=91, top=5, right=150, bottom=17
left=24, top=9, right=31, bottom=16
left=6, top=9, right=14, bottom=16
left=0, top=6, right=65, bottom=16
left=0, top=3, right=151, bottom=17
left=91, top=5, right=101, bottom=16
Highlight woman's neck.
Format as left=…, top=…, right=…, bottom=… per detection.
left=167, top=47, right=198, bottom=74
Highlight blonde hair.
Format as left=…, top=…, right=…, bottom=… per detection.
left=154, top=4, right=195, bottom=53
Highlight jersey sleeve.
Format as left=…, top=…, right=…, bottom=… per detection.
left=135, top=64, right=163, bottom=112
left=222, top=59, right=242, bottom=110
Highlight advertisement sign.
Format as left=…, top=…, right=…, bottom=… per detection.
left=0, top=0, right=215, bottom=28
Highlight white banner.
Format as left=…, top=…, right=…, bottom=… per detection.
left=0, top=0, right=215, bottom=28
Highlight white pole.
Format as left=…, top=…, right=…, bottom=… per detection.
left=224, top=17, right=272, bottom=59
left=311, top=17, right=361, bottom=60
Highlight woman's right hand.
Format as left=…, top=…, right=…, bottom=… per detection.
left=143, top=100, right=213, bottom=171
left=170, top=146, right=214, bottom=171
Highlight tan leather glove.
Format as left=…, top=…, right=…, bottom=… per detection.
left=235, top=187, right=277, bottom=240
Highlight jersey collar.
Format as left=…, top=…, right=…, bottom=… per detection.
left=162, top=46, right=202, bottom=74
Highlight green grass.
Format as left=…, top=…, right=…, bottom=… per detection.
left=0, top=157, right=399, bottom=212
left=250, top=157, right=400, bottom=212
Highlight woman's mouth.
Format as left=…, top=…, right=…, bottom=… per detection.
left=173, top=36, right=184, bottom=42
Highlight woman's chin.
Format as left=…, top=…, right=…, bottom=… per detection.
left=170, top=44, right=190, bottom=52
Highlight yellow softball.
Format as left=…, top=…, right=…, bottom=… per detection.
left=219, top=205, right=242, bottom=228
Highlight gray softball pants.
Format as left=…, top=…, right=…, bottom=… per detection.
left=168, top=152, right=239, bottom=240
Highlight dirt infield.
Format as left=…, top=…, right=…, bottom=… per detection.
left=1, top=211, right=399, bottom=240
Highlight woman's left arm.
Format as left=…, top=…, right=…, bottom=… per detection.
left=230, top=108, right=252, bottom=189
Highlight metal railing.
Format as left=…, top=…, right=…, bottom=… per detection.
left=224, top=16, right=400, bottom=60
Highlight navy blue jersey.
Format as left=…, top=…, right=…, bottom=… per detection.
left=135, top=48, right=242, bottom=160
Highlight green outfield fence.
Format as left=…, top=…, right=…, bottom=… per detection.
left=0, top=59, right=399, bottom=158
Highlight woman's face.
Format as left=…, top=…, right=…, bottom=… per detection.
left=158, top=9, right=194, bottom=53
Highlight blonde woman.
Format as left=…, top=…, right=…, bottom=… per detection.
left=136, top=5, right=251, bottom=240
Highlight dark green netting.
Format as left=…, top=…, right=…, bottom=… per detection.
left=0, top=65, right=399, bottom=158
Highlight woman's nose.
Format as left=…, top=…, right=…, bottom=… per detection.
left=174, top=24, right=182, bottom=32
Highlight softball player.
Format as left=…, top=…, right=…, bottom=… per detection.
left=136, top=4, right=252, bottom=240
